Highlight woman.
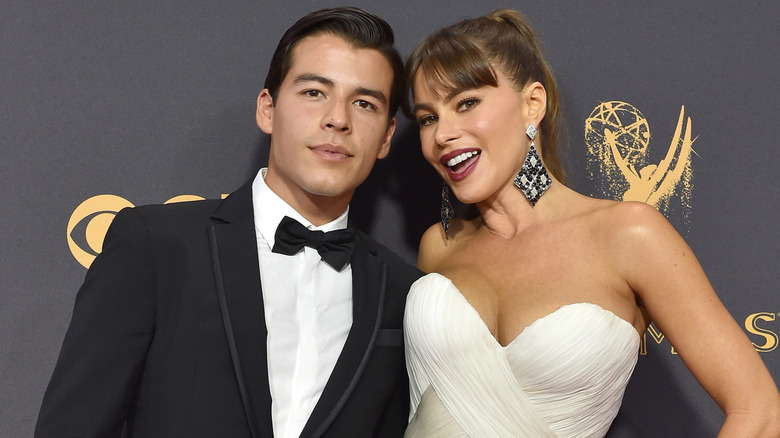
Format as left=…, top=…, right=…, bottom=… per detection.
left=403, top=9, right=780, bottom=437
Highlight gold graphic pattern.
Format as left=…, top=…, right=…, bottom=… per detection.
left=746, top=312, right=779, bottom=352
left=67, top=194, right=218, bottom=268
left=585, top=101, right=696, bottom=218
left=67, top=195, right=134, bottom=269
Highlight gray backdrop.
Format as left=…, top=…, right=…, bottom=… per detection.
left=2, top=1, right=778, bottom=436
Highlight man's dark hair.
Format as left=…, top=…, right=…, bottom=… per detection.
left=264, top=7, right=406, bottom=119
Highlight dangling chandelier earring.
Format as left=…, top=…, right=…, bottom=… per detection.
left=440, top=183, right=454, bottom=239
left=513, top=124, right=551, bottom=206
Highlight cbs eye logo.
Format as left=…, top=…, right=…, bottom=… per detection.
left=67, top=194, right=210, bottom=268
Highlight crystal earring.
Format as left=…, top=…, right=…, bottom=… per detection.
left=513, top=124, right=551, bottom=206
left=441, top=183, right=454, bottom=239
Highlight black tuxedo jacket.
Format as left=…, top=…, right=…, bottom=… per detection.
left=35, top=181, right=422, bottom=437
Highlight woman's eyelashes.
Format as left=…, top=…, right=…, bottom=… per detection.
left=457, top=97, right=480, bottom=112
left=415, top=94, right=481, bottom=127
left=418, top=114, right=437, bottom=127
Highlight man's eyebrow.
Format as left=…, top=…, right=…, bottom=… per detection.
left=292, top=73, right=335, bottom=88
left=355, top=87, right=387, bottom=105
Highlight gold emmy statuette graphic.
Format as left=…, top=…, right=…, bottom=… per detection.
left=585, top=101, right=696, bottom=215
left=67, top=194, right=213, bottom=268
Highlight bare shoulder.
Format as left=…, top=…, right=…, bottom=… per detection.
left=588, top=200, right=678, bottom=245
left=572, top=199, right=693, bottom=282
left=588, top=200, right=699, bottom=292
left=418, top=218, right=479, bottom=273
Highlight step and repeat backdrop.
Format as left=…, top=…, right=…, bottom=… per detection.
left=2, top=1, right=777, bottom=436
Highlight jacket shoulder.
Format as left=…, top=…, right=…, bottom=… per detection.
left=132, top=198, right=223, bottom=218
left=118, top=199, right=223, bottom=228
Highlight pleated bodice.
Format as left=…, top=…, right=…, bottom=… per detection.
left=404, top=273, right=640, bottom=437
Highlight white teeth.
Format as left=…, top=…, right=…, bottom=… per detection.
left=447, top=151, right=479, bottom=167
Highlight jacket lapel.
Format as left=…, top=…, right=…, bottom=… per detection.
left=208, top=180, right=273, bottom=438
left=300, top=233, right=387, bottom=438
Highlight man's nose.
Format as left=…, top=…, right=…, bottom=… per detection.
left=322, top=99, right=351, bottom=133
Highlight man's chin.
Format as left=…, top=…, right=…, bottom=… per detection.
left=301, top=174, right=366, bottom=199
left=304, top=185, right=356, bottom=199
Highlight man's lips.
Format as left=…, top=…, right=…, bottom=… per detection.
left=310, top=143, right=353, bottom=160
left=440, top=148, right=481, bottom=181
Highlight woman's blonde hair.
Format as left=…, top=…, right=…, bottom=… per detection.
left=405, top=9, right=566, bottom=183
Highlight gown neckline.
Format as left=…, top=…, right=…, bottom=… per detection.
left=423, top=272, right=640, bottom=348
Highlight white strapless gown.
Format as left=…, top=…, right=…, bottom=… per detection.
left=404, top=273, right=640, bottom=437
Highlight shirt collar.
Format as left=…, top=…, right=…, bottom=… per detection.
left=252, top=168, right=350, bottom=248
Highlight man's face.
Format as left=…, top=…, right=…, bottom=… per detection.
left=257, top=33, right=395, bottom=219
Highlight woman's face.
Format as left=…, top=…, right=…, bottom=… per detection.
left=412, top=69, right=540, bottom=205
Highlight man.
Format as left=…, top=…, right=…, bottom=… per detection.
left=35, top=7, right=421, bottom=438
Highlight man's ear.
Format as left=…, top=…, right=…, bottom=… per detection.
left=376, top=117, right=396, bottom=160
left=524, top=81, right=547, bottom=127
left=256, top=89, right=274, bottom=134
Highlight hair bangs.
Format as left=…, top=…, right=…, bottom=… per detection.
left=412, top=31, right=498, bottom=99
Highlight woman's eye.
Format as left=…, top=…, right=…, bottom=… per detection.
left=458, top=97, right=479, bottom=111
left=418, top=115, right=437, bottom=127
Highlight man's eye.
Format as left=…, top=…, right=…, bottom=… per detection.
left=303, top=90, right=323, bottom=97
left=355, top=100, right=376, bottom=111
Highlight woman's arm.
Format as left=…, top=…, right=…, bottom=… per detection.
left=611, top=201, right=780, bottom=436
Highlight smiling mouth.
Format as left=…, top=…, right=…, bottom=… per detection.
left=445, top=150, right=480, bottom=173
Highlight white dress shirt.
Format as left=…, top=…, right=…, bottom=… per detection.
left=251, top=168, right=353, bottom=438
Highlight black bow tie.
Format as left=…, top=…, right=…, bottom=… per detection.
left=272, top=216, right=355, bottom=271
